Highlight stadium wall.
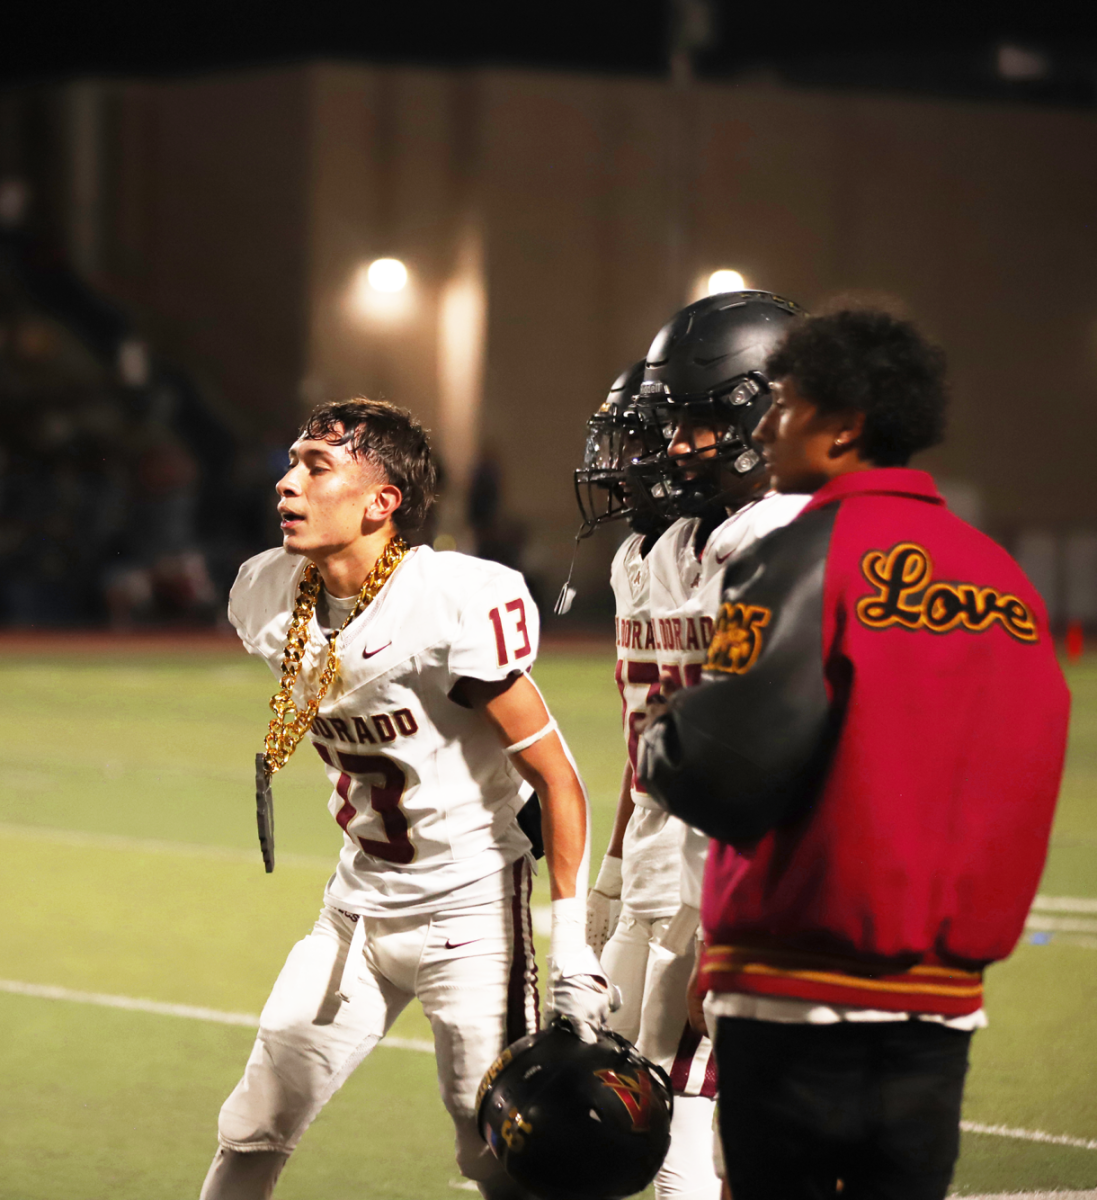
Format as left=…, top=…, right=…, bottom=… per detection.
left=5, top=64, right=1097, bottom=616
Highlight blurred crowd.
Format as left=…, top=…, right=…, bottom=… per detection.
left=0, top=210, right=285, bottom=629
left=0, top=199, right=554, bottom=630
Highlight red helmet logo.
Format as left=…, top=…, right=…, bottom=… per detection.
left=594, top=1068, right=654, bottom=1132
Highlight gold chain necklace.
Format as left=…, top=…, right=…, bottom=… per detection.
left=261, top=536, right=410, bottom=776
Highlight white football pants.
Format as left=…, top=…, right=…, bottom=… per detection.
left=200, top=859, right=538, bottom=1200
left=601, top=912, right=673, bottom=1044
left=600, top=911, right=720, bottom=1200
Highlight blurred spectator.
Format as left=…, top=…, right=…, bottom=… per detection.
left=466, top=444, right=546, bottom=611
left=0, top=195, right=275, bottom=629
left=468, top=444, right=526, bottom=570
left=102, top=423, right=217, bottom=629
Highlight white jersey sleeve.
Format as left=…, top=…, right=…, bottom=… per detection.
left=228, top=547, right=308, bottom=674
left=696, top=491, right=811, bottom=611
left=447, top=568, right=539, bottom=685
left=227, top=546, right=537, bottom=917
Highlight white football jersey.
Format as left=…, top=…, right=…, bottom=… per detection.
left=609, top=530, right=681, bottom=918
left=648, top=492, right=810, bottom=907
left=229, top=545, right=538, bottom=917
left=609, top=531, right=660, bottom=809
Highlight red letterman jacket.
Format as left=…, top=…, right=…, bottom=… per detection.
left=640, top=469, right=1070, bottom=1016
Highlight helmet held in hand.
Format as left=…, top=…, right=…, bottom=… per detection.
left=477, top=1018, right=673, bottom=1200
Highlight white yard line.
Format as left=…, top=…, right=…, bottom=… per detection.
left=1033, top=896, right=1097, bottom=914
left=0, top=979, right=433, bottom=1052
left=960, top=1122, right=1097, bottom=1153
left=0, top=822, right=332, bottom=869
left=0, top=979, right=260, bottom=1026
left=956, top=1193, right=1097, bottom=1199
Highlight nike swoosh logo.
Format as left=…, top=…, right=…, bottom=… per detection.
left=713, top=549, right=734, bottom=564
left=362, top=642, right=392, bottom=659
left=444, top=938, right=479, bottom=950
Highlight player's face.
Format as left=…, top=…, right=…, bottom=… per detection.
left=276, top=432, right=387, bottom=556
left=668, top=414, right=759, bottom=505
left=667, top=415, right=725, bottom=480
left=616, top=431, right=647, bottom=504
left=754, top=377, right=851, bottom=493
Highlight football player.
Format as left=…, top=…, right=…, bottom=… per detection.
left=602, top=291, right=810, bottom=1200
left=200, top=398, right=610, bottom=1200
left=575, top=364, right=671, bottom=963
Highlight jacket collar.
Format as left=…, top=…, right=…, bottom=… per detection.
left=801, top=468, right=944, bottom=516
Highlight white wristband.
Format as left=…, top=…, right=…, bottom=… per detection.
left=592, top=854, right=623, bottom=897
left=505, top=719, right=558, bottom=756
left=550, top=896, right=587, bottom=960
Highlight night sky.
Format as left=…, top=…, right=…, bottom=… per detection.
left=2, top=0, right=1094, bottom=106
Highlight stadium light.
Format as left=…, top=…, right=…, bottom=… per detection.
left=707, top=268, right=746, bottom=295
left=367, top=258, right=408, bottom=293
left=350, top=258, right=412, bottom=323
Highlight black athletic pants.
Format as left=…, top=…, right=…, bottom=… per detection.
left=714, top=1016, right=972, bottom=1200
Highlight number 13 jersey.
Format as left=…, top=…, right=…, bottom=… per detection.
left=229, top=545, right=538, bottom=917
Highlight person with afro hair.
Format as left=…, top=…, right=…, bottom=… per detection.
left=638, top=308, right=1069, bottom=1200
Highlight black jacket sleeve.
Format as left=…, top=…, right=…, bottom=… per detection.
left=637, top=504, right=839, bottom=846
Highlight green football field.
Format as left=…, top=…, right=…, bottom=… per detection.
left=1, top=644, right=1095, bottom=1199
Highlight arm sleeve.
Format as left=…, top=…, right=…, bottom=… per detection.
left=638, top=506, right=839, bottom=847
left=447, top=570, right=540, bottom=684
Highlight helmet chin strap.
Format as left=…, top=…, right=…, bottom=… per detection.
left=556, top=493, right=666, bottom=615
left=554, top=524, right=589, bottom=615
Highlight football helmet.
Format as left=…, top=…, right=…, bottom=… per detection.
left=631, top=289, right=804, bottom=517
left=573, top=361, right=666, bottom=538
left=477, top=1018, right=673, bottom=1200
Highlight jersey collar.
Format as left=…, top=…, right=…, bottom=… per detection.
left=800, top=467, right=944, bottom=516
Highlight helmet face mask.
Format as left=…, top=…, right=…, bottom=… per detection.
left=629, top=375, right=771, bottom=519
left=573, top=391, right=668, bottom=536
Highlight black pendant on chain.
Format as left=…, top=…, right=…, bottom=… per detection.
left=255, top=753, right=276, bottom=873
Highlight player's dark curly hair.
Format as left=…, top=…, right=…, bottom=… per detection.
left=300, top=398, right=437, bottom=532
left=765, top=309, right=948, bottom=466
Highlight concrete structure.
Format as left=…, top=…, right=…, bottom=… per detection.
left=5, top=63, right=1097, bottom=611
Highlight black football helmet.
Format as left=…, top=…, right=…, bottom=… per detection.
left=477, top=1019, right=673, bottom=1200
left=630, top=290, right=804, bottom=517
left=573, top=361, right=667, bottom=538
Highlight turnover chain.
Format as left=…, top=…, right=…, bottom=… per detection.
left=253, top=537, right=409, bottom=872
